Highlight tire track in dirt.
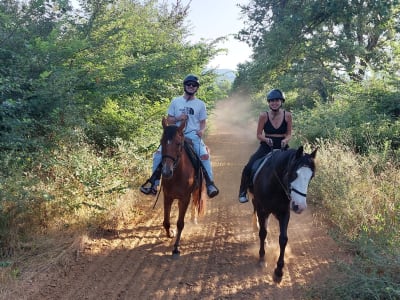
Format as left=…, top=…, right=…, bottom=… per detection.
left=8, top=96, right=344, bottom=300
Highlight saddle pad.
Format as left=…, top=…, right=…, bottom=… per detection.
left=252, top=149, right=281, bottom=185
left=183, top=140, right=201, bottom=171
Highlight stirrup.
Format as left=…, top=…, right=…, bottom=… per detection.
left=140, top=181, right=157, bottom=195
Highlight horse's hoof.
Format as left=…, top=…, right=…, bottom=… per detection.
left=258, top=258, right=266, bottom=268
left=273, top=269, right=283, bottom=283
left=172, top=250, right=180, bottom=258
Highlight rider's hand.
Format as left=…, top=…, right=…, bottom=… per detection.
left=266, top=138, right=273, bottom=147
left=197, top=129, right=204, bottom=137
left=177, top=113, right=187, bottom=121
left=281, top=139, right=288, bottom=148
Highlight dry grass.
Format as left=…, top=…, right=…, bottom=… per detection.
left=306, top=140, right=400, bottom=299
left=310, top=141, right=399, bottom=241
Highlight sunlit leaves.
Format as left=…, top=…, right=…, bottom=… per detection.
left=236, top=0, right=400, bottom=102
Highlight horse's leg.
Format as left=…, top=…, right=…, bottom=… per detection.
left=257, top=211, right=269, bottom=267
left=172, top=196, right=190, bottom=257
left=252, top=211, right=259, bottom=232
left=273, top=212, right=290, bottom=282
left=163, top=196, right=174, bottom=238
left=190, top=195, right=198, bottom=225
left=252, top=199, right=259, bottom=232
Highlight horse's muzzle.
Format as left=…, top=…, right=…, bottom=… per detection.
left=291, top=201, right=305, bottom=214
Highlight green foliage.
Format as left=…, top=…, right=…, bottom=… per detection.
left=0, top=0, right=223, bottom=256
left=295, top=79, right=400, bottom=158
left=235, top=0, right=400, bottom=102
left=307, top=140, right=400, bottom=299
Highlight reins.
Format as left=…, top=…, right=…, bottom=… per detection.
left=271, top=152, right=310, bottom=200
left=273, top=172, right=291, bottom=200
left=152, top=181, right=162, bottom=209
left=270, top=150, right=307, bottom=201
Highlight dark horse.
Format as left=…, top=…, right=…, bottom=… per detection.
left=250, top=146, right=317, bottom=282
left=160, top=117, right=206, bottom=257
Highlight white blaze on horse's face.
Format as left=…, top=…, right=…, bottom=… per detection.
left=290, top=167, right=313, bottom=214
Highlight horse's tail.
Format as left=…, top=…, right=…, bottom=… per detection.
left=193, top=171, right=206, bottom=217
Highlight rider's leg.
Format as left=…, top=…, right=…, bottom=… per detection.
left=200, top=156, right=219, bottom=198
left=140, top=147, right=162, bottom=195
left=238, top=165, right=251, bottom=203
left=238, top=144, right=270, bottom=203
left=188, top=132, right=219, bottom=198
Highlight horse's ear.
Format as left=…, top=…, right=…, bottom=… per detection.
left=310, top=147, right=318, bottom=159
left=296, top=146, right=304, bottom=158
left=178, top=118, right=186, bottom=132
left=162, top=117, right=168, bottom=129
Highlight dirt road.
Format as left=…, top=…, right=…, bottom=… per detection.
left=6, top=97, right=341, bottom=299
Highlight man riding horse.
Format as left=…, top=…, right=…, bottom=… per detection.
left=140, top=74, right=219, bottom=199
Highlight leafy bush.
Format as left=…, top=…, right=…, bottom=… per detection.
left=307, top=140, right=400, bottom=299
left=0, top=127, right=150, bottom=257
left=296, top=80, right=400, bottom=161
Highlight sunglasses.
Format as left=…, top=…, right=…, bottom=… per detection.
left=185, top=82, right=199, bottom=87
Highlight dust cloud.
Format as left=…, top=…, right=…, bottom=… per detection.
left=208, top=93, right=259, bottom=144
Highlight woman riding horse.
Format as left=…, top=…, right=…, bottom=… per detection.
left=239, top=89, right=292, bottom=203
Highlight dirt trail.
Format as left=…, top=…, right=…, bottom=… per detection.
left=5, top=96, right=342, bottom=299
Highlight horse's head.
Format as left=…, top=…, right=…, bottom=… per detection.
left=288, top=146, right=317, bottom=214
left=160, top=117, right=186, bottom=179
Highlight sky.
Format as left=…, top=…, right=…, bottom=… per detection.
left=179, top=0, right=253, bottom=70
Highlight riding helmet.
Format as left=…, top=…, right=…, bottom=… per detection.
left=183, top=74, right=200, bottom=86
left=267, top=89, right=285, bottom=102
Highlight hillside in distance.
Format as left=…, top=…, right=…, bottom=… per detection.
left=214, top=69, right=236, bottom=83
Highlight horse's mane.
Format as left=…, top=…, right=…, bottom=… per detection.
left=267, top=148, right=315, bottom=171
left=261, top=148, right=316, bottom=185
left=162, top=125, right=179, bottom=141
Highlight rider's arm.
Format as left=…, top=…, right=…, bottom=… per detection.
left=197, top=119, right=206, bottom=137
left=282, top=112, right=292, bottom=146
left=257, top=112, right=269, bottom=144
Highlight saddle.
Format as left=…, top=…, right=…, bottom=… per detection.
left=183, top=138, right=203, bottom=183
left=250, top=149, right=281, bottom=187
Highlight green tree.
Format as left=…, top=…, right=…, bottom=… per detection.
left=71, top=0, right=220, bottom=149
left=236, top=0, right=400, bottom=102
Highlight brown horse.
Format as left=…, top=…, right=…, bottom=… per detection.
left=160, top=117, right=206, bottom=257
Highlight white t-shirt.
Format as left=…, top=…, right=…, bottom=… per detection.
left=167, top=96, right=207, bottom=134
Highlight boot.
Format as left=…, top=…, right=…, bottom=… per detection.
left=238, top=190, right=249, bottom=203
left=140, top=164, right=162, bottom=195
left=238, top=169, right=249, bottom=203
left=202, top=168, right=219, bottom=198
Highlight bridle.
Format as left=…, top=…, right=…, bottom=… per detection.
left=272, top=151, right=314, bottom=200
left=290, top=185, right=308, bottom=197
left=161, top=132, right=184, bottom=171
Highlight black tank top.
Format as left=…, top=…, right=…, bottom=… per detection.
left=263, top=111, right=287, bottom=149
